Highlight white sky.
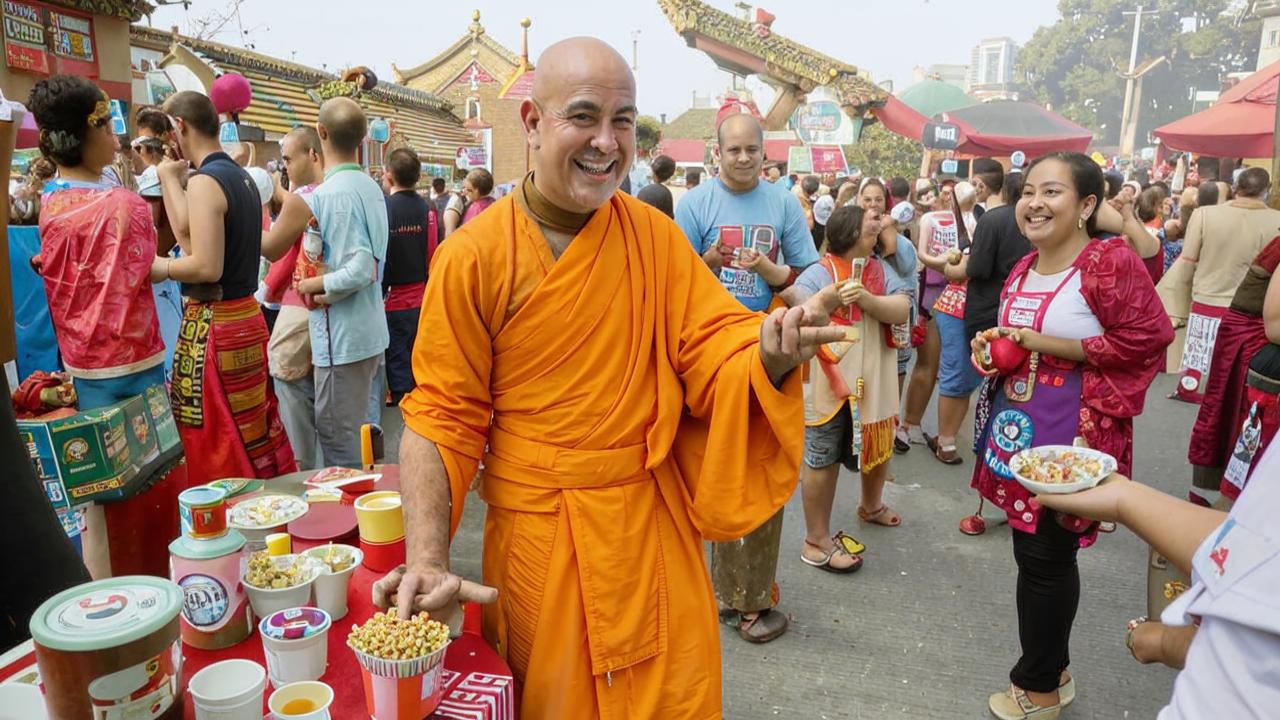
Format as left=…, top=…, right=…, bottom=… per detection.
left=140, top=0, right=1060, bottom=120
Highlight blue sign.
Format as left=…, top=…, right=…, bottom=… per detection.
left=1010, top=151, right=1027, bottom=169
left=369, top=118, right=390, bottom=144
left=218, top=121, right=239, bottom=144
left=108, top=99, right=126, bottom=136
left=941, top=159, right=959, bottom=175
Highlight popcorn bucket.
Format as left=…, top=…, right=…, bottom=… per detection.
left=350, top=641, right=449, bottom=720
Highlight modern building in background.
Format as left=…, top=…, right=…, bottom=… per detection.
left=967, top=37, right=1020, bottom=101
left=913, top=64, right=969, bottom=91
left=1256, top=0, right=1280, bottom=69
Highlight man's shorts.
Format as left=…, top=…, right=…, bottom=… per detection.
left=936, top=311, right=984, bottom=397
left=804, top=404, right=859, bottom=471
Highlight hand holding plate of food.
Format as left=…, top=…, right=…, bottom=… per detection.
left=1010, top=445, right=1118, bottom=495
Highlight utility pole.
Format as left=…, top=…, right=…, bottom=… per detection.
left=631, top=30, right=640, bottom=73
left=1118, top=4, right=1159, bottom=158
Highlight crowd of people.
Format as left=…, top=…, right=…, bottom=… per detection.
left=9, top=38, right=1280, bottom=719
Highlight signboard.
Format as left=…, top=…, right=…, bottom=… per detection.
left=940, top=159, right=959, bottom=175
left=2, top=1, right=96, bottom=77
left=368, top=118, right=390, bottom=144
left=421, top=162, right=452, bottom=183
left=218, top=121, right=240, bottom=144
left=3, top=0, right=49, bottom=73
left=791, top=100, right=860, bottom=145
left=787, top=145, right=812, bottom=174
left=786, top=144, right=848, bottom=175
left=455, top=146, right=488, bottom=170
left=922, top=121, right=961, bottom=150
left=108, top=99, right=126, bottom=136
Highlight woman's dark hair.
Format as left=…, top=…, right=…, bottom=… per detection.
left=1024, top=152, right=1105, bottom=237
left=1197, top=182, right=1220, bottom=208
left=1001, top=170, right=1023, bottom=206
left=889, top=176, right=910, bottom=204
left=1104, top=170, right=1124, bottom=200
left=135, top=107, right=173, bottom=136
left=859, top=177, right=887, bottom=202
left=1136, top=187, right=1162, bottom=223
left=28, top=75, right=107, bottom=167
left=465, top=168, right=494, bottom=196
left=825, top=204, right=867, bottom=256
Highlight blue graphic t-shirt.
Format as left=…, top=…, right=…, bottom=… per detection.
left=675, top=177, right=818, bottom=312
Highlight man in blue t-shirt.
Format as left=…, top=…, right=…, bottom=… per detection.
left=673, top=113, right=817, bottom=645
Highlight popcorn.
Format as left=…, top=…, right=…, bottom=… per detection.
left=346, top=609, right=448, bottom=660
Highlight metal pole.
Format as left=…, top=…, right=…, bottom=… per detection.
left=1118, top=5, right=1143, bottom=158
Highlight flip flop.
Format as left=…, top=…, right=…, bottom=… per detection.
left=737, top=608, right=789, bottom=644
left=959, top=514, right=987, bottom=535
left=894, top=425, right=911, bottom=454
left=924, top=433, right=964, bottom=465
left=800, top=538, right=863, bottom=574
left=858, top=504, right=902, bottom=527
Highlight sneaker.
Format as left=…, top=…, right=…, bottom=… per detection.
left=894, top=425, right=911, bottom=454
left=988, top=686, right=1061, bottom=720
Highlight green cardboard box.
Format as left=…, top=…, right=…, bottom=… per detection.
left=144, top=384, right=181, bottom=453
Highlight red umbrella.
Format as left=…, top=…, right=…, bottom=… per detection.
left=1153, top=59, right=1279, bottom=158
left=871, top=96, right=930, bottom=142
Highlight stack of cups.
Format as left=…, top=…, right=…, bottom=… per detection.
left=170, top=486, right=252, bottom=650
left=351, top=640, right=450, bottom=720
left=188, top=659, right=267, bottom=720
left=353, top=492, right=405, bottom=572
left=302, top=544, right=364, bottom=620
left=259, top=607, right=331, bottom=688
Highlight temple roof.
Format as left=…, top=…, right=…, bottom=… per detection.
left=657, top=0, right=888, bottom=111
left=53, top=0, right=153, bottom=21
left=662, top=107, right=718, bottom=141
left=392, top=10, right=523, bottom=86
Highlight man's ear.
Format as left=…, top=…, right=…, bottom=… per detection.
left=519, top=100, right=541, bottom=150
left=315, top=122, right=328, bottom=142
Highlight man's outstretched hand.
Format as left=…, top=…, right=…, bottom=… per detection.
left=760, top=304, right=845, bottom=386
left=372, top=563, right=498, bottom=636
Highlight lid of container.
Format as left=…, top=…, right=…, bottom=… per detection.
left=259, top=607, right=330, bottom=640
left=179, top=485, right=227, bottom=508
left=289, top=502, right=357, bottom=541
left=29, top=576, right=182, bottom=651
left=169, top=529, right=246, bottom=560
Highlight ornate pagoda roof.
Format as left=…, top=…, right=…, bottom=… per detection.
left=657, top=0, right=888, bottom=111
left=392, top=10, right=524, bottom=86
left=52, top=0, right=153, bottom=21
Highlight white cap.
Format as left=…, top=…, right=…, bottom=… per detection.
left=245, top=166, right=273, bottom=206
left=890, top=201, right=914, bottom=224
left=813, top=195, right=835, bottom=225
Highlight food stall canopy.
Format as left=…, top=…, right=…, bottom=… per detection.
left=653, top=138, right=707, bottom=164
left=1152, top=59, right=1280, bottom=158
left=935, top=101, right=1093, bottom=158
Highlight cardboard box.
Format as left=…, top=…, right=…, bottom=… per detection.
left=17, top=385, right=177, bottom=504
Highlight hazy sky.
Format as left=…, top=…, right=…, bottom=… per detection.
left=141, top=0, right=1061, bottom=119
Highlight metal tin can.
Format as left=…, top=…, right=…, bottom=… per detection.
left=169, top=531, right=252, bottom=650
left=178, top=486, right=228, bottom=540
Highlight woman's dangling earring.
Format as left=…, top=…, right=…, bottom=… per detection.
left=1077, top=216, right=1085, bottom=230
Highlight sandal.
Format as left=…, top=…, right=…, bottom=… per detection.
left=924, top=433, right=963, bottom=465
left=894, top=425, right=911, bottom=454
left=736, top=608, right=789, bottom=644
left=857, top=504, right=902, bottom=527
left=959, top=514, right=987, bottom=535
left=800, top=536, right=863, bottom=574
left=988, top=685, right=1061, bottom=720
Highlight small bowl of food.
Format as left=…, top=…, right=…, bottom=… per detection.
left=242, top=551, right=321, bottom=620
left=229, top=494, right=310, bottom=549
left=1010, top=445, right=1117, bottom=495
left=301, top=544, right=363, bottom=620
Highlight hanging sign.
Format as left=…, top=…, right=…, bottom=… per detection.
left=2, top=1, right=97, bottom=77
left=791, top=100, right=859, bottom=145
left=108, top=99, right=126, bottom=136
left=368, top=118, right=390, bottom=144
left=3, top=0, right=49, bottom=73
left=922, top=121, right=961, bottom=150
left=787, top=145, right=812, bottom=174
left=218, top=121, right=240, bottom=144
left=455, top=146, right=487, bottom=170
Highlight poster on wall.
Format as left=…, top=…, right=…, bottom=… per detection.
left=2, top=0, right=96, bottom=77
left=3, top=0, right=49, bottom=73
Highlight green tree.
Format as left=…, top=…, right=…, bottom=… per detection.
left=846, top=122, right=923, bottom=179
left=1018, top=0, right=1259, bottom=146
left=636, top=115, right=662, bottom=154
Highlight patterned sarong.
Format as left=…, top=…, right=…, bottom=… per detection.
left=172, top=296, right=297, bottom=486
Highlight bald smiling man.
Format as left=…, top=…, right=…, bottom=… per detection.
left=373, top=38, right=844, bottom=719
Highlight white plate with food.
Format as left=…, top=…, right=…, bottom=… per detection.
left=1010, top=445, right=1117, bottom=495
left=228, top=493, right=308, bottom=530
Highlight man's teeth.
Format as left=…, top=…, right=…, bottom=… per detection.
left=576, top=160, right=614, bottom=174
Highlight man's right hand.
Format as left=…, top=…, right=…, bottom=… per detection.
left=372, top=563, right=498, bottom=631
left=701, top=241, right=726, bottom=272
left=157, top=159, right=190, bottom=182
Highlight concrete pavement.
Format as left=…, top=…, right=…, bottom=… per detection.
left=380, top=373, right=1200, bottom=719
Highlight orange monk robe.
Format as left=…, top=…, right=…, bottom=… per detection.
left=400, top=191, right=805, bottom=719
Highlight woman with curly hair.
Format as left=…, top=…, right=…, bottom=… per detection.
left=29, top=75, right=164, bottom=410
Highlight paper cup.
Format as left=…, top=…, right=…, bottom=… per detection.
left=353, top=491, right=404, bottom=544
left=267, top=680, right=333, bottom=720
left=259, top=608, right=330, bottom=687
left=359, top=537, right=405, bottom=573
left=188, top=659, right=267, bottom=720
left=180, top=486, right=229, bottom=540
left=350, top=641, right=449, bottom=720
left=301, top=545, right=363, bottom=620
left=242, top=555, right=320, bottom=620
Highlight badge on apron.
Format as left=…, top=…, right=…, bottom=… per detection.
left=1223, top=401, right=1263, bottom=492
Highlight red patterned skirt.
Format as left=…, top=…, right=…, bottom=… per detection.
left=171, top=296, right=296, bottom=486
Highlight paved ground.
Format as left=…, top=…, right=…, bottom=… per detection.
left=379, top=373, right=1200, bottom=719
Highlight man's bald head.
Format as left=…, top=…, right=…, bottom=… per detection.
left=717, top=113, right=764, bottom=148
left=532, top=37, right=634, bottom=106
left=317, top=97, right=366, bottom=154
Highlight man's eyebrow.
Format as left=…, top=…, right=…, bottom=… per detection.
left=615, top=104, right=638, bottom=116
left=558, top=99, right=602, bottom=116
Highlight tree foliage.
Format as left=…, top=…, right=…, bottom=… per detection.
left=1018, top=0, right=1260, bottom=146
left=846, top=122, right=923, bottom=180
left=636, top=115, right=663, bottom=154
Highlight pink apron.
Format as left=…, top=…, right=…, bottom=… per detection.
left=973, top=267, right=1092, bottom=535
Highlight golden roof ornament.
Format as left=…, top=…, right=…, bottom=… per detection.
left=469, top=10, right=485, bottom=39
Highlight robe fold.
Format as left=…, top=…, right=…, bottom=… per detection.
left=399, top=191, right=804, bottom=719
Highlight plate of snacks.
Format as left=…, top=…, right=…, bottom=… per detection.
left=1010, top=445, right=1117, bottom=495
left=229, top=494, right=308, bottom=530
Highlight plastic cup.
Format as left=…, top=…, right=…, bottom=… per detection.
left=353, top=491, right=404, bottom=543
left=242, top=554, right=320, bottom=621
left=188, top=659, right=267, bottom=720
left=302, top=544, right=363, bottom=620
left=352, top=641, right=449, bottom=720
left=259, top=607, right=331, bottom=687
left=359, top=537, right=405, bottom=573
left=265, top=533, right=292, bottom=556
left=267, top=680, right=333, bottom=720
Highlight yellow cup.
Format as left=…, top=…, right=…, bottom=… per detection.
left=353, top=491, right=404, bottom=544
left=265, top=532, right=292, bottom=556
